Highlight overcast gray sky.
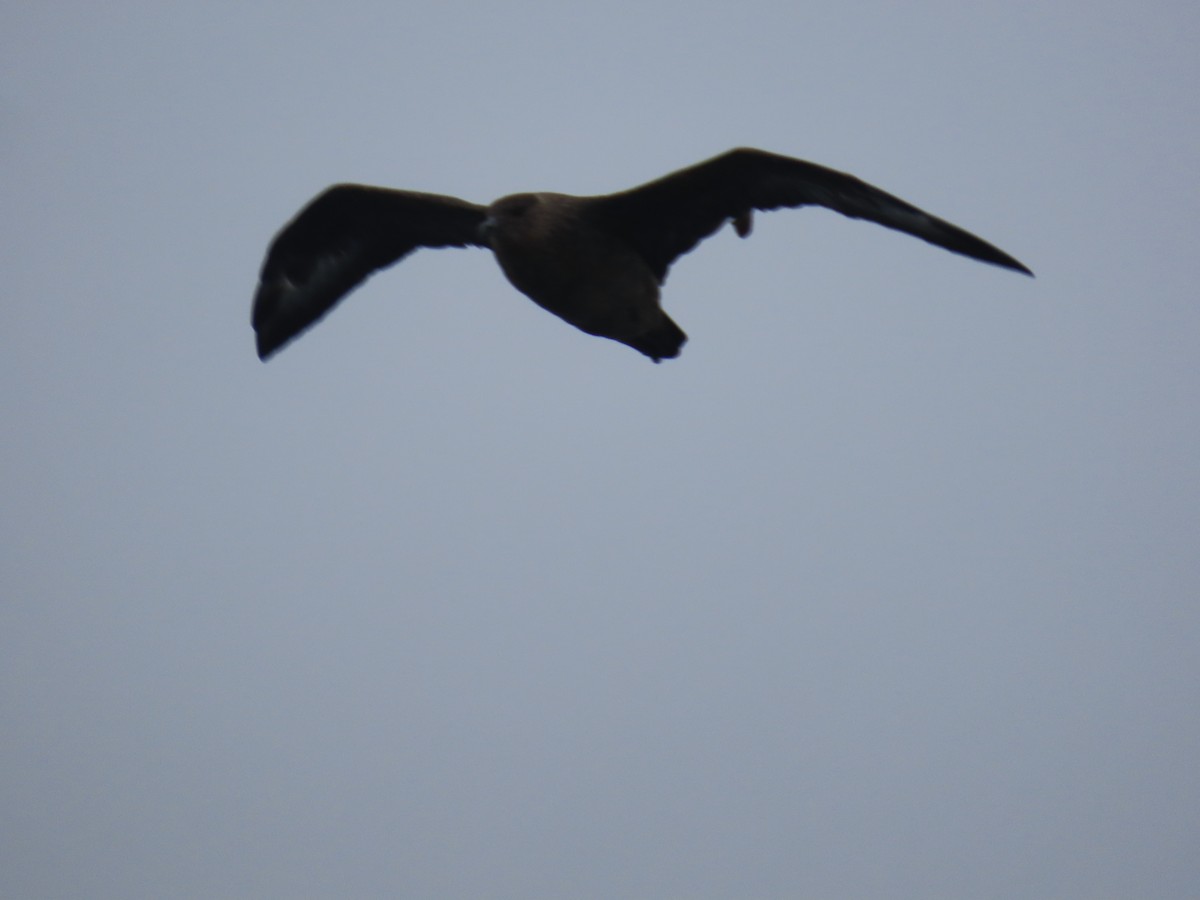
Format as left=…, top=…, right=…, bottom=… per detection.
left=3, top=1, right=1198, bottom=897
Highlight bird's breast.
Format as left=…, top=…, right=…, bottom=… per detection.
left=491, top=226, right=660, bottom=339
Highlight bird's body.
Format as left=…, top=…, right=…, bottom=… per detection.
left=485, top=193, right=685, bottom=360
left=251, top=148, right=1031, bottom=362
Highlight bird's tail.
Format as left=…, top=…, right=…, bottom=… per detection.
left=627, top=316, right=687, bottom=363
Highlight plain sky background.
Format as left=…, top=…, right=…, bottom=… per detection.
left=3, top=1, right=1198, bottom=897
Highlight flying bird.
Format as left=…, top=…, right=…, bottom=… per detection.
left=252, top=148, right=1031, bottom=362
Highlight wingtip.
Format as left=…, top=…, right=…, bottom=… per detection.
left=1001, top=256, right=1035, bottom=278
left=254, top=329, right=285, bottom=362
left=968, top=240, right=1033, bottom=278
left=994, top=247, right=1034, bottom=277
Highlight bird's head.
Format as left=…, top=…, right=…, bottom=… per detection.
left=479, top=192, right=551, bottom=246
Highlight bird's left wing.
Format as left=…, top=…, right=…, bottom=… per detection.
left=252, top=186, right=488, bottom=360
left=587, top=148, right=1032, bottom=283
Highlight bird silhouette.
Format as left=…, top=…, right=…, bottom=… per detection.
left=252, top=148, right=1031, bottom=362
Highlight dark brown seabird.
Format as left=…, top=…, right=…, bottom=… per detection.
left=252, top=148, right=1032, bottom=362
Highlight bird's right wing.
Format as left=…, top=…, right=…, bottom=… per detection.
left=588, top=148, right=1032, bottom=283
left=252, top=186, right=488, bottom=360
